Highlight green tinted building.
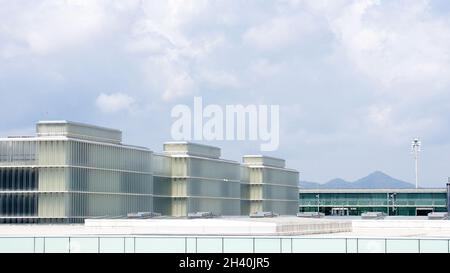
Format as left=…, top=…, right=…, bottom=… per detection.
left=299, top=188, right=447, bottom=216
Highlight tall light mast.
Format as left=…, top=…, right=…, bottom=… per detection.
left=411, top=138, right=421, bottom=189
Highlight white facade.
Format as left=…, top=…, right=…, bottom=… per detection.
left=0, top=121, right=300, bottom=222
left=153, top=142, right=242, bottom=216
left=241, top=156, right=299, bottom=215
left=0, top=121, right=153, bottom=223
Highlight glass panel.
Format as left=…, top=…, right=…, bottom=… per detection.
left=386, top=239, right=419, bottom=253
left=292, top=239, right=346, bottom=253
left=223, top=238, right=253, bottom=253
left=189, top=158, right=240, bottom=181
left=99, top=238, right=125, bottom=253
left=419, top=240, right=448, bottom=253
left=125, top=237, right=135, bottom=253
left=188, top=196, right=240, bottom=216
left=69, top=237, right=99, bottom=253
left=197, top=238, right=223, bottom=253
left=0, top=238, right=34, bottom=253
left=281, top=238, right=292, bottom=253
left=44, top=237, right=70, bottom=253
left=35, top=237, right=45, bottom=253
left=186, top=238, right=196, bottom=253
left=254, top=238, right=280, bottom=253
left=135, top=237, right=186, bottom=253
left=346, top=239, right=357, bottom=253
left=357, top=239, right=385, bottom=253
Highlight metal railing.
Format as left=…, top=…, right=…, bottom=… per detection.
left=299, top=200, right=447, bottom=207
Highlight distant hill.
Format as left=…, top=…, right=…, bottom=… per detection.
left=325, top=178, right=351, bottom=188
left=299, top=181, right=322, bottom=188
left=299, top=171, right=415, bottom=189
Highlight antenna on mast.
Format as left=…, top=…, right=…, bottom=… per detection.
left=411, top=138, right=421, bottom=189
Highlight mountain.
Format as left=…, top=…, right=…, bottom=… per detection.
left=299, top=171, right=415, bottom=189
left=298, top=180, right=322, bottom=188
left=323, top=178, right=352, bottom=188
left=352, top=171, right=414, bottom=189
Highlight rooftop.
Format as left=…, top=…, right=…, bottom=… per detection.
left=299, top=188, right=447, bottom=193
left=1, top=217, right=450, bottom=239
left=0, top=217, right=351, bottom=236
left=307, top=216, right=450, bottom=238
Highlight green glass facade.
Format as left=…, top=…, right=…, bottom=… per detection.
left=299, top=189, right=447, bottom=216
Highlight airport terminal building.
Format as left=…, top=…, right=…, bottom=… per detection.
left=0, top=121, right=299, bottom=223
left=0, top=121, right=154, bottom=223
left=153, top=142, right=242, bottom=217
left=241, top=156, right=299, bottom=215
left=299, top=188, right=447, bottom=216
left=152, top=143, right=299, bottom=217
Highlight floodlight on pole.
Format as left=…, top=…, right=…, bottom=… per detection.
left=411, top=138, right=421, bottom=189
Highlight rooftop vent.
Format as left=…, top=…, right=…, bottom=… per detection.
left=187, top=212, right=217, bottom=219
left=427, top=212, right=448, bottom=220
left=127, top=212, right=162, bottom=219
left=361, top=212, right=386, bottom=219
left=296, top=212, right=325, bottom=218
left=249, top=211, right=278, bottom=218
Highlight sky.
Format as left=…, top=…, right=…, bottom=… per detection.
left=1, top=0, right=450, bottom=187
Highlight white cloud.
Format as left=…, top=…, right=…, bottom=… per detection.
left=243, top=15, right=316, bottom=51
left=249, top=59, right=283, bottom=77
left=329, top=0, right=450, bottom=93
left=126, top=0, right=212, bottom=56
left=368, top=105, right=392, bottom=128
left=162, top=72, right=195, bottom=101
left=125, top=0, right=228, bottom=100
left=200, top=70, right=240, bottom=89
left=0, top=1, right=112, bottom=56
left=96, top=92, right=135, bottom=113
left=365, top=103, right=443, bottom=145
left=3, top=0, right=450, bottom=185
left=125, top=19, right=175, bottom=54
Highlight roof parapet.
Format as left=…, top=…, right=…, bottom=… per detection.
left=36, top=120, right=122, bottom=144
left=242, top=155, right=286, bottom=168
left=163, top=141, right=221, bottom=159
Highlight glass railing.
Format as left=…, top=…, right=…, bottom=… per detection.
left=0, top=236, right=448, bottom=253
